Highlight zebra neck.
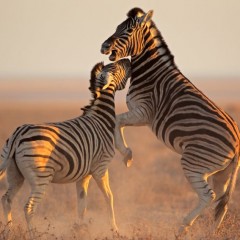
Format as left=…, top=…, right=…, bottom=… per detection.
left=86, top=90, right=116, bottom=129
left=131, top=25, right=177, bottom=83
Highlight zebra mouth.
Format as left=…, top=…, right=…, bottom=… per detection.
left=109, top=50, right=118, bottom=61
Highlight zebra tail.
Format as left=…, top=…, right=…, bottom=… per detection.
left=215, top=150, right=240, bottom=221
left=0, top=156, right=11, bottom=180
left=0, top=138, right=16, bottom=180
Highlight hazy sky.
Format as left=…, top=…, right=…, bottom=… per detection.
left=0, top=0, right=240, bottom=79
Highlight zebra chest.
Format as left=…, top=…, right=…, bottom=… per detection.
left=126, top=92, right=137, bottom=110
left=126, top=90, right=152, bottom=111
left=126, top=79, right=154, bottom=110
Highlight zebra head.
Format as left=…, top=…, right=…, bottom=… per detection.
left=82, top=59, right=131, bottom=114
left=102, top=58, right=131, bottom=91
left=90, top=59, right=131, bottom=97
left=101, top=8, right=153, bottom=61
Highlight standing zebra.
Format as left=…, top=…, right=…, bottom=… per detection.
left=101, top=8, right=240, bottom=236
left=0, top=59, right=131, bottom=237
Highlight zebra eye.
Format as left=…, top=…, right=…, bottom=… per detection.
left=127, top=29, right=133, bottom=34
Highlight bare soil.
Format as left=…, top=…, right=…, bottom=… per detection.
left=0, top=101, right=240, bottom=240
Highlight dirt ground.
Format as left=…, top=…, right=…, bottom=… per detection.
left=0, top=100, right=240, bottom=240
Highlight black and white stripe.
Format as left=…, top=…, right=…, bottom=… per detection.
left=101, top=7, right=240, bottom=236
left=0, top=58, right=131, bottom=237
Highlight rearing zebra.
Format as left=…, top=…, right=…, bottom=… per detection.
left=0, top=59, right=131, bottom=237
left=101, top=8, right=240, bottom=236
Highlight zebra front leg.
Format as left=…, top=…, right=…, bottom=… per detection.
left=75, top=175, right=92, bottom=225
left=93, top=170, right=118, bottom=232
left=115, top=109, right=148, bottom=167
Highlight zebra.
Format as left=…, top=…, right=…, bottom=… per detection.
left=0, top=58, right=131, bottom=238
left=101, top=7, right=240, bottom=237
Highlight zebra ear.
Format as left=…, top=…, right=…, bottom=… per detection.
left=90, top=62, right=104, bottom=95
left=138, top=10, right=153, bottom=25
left=91, top=62, right=104, bottom=79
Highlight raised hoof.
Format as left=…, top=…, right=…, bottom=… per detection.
left=123, top=148, right=133, bottom=167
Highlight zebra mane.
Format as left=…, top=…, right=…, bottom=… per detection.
left=127, top=7, right=145, bottom=18
left=128, top=7, right=176, bottom=68
left=81, top=62, right=105, bottom=115
left=89, top=62, right=104, bottom=94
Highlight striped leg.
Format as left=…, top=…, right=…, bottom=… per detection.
left=1, top=159, right=24, bottom=226
left=212, top=161, right=233, bottom=229
left=115, top=108, right=148, bottom=167
left=93, top=170, right=118, bottom=232
left=23, top=166, right=53, bottom=239
left=76, top=175, right=92, bottom=224
left=179, top=155, right=216, bottom=236
left=24, top=182, right=53, bottom=239
left=24, top=183, right=49, bottom=238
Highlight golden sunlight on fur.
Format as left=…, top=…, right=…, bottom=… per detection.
left=0, top=100, right=240, bottom=239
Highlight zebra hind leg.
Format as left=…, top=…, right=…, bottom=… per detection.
left=178, top=161, right=216, bottom=237
left=1, top=158, right=24, bottom=227
left=212, top=160, right=234, bottom=230
left=24, top=182, right=50, bottom=239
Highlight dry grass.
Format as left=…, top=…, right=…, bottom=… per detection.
left=0, top=102, right=240, bottom=240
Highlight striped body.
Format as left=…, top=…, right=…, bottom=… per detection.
left=0, top=59, right=131, bottom=237
left=3, top=116, right=114, bottom=184
left=101, top=8, right=240, bottom=236
left=151, top=74, right=239, bottom=159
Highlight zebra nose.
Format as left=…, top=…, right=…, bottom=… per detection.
left=101, top=42, right=112, bottom=54
left=103, top=42, right=111, bottom=48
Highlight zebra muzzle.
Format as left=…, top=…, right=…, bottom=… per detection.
left=101, top=42, right=112, bottom=54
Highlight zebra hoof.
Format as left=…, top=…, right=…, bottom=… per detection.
left=73, top=223, right=91, bottom=239
left=176, top=225, right=188, bottom=239
left=123, top=148, right=133, bottom=167
left=111, top=225, right=119, bottom=234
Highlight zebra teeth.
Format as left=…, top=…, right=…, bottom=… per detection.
left=104, top=50, right=111, bottom=55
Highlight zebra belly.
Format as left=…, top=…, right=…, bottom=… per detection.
left=51, top=170, right=90, bottom=183
left=152, top=120, right=237, bottom=170
left=51, top=157, right=93, bottom=183
left=154, top=128, right=184, bottom=155
left=15, top=141, right=92, bottom=184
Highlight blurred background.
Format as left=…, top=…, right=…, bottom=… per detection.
left=0, top=0, right=240, bottom=105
